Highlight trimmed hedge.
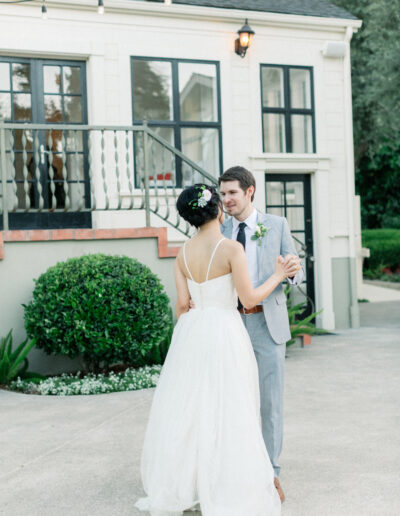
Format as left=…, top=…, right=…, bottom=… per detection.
left=362, top=229, right=400, bottom=271
left=23, top=254, right=173, bottom=371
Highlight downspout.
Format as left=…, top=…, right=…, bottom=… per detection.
left=343, top=25, right=360, bottom=328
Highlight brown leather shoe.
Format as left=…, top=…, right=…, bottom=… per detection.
left=274, top=477, right=285, bottom=503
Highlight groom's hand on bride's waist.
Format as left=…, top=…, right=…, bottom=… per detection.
left=189, top=298, right=196, bottom=310
left=282, top=254, right=301, bottom=279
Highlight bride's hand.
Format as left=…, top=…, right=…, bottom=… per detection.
left=274, top=256, right=288, bottom=281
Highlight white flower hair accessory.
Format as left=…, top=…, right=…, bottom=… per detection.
left=188, top=185, right=213, bottom=210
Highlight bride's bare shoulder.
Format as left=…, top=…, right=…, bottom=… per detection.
left=221, top=239, right=243, bottom=254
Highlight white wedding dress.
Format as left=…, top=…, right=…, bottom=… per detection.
left=135, top=238, right=281, bottom=516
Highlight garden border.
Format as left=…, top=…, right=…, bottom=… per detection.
left=0, top=227, right=180, bottom=260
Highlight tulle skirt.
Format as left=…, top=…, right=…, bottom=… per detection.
left=135, top=307, right=281, bottom=516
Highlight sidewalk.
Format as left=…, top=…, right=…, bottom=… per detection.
left=1, top=300, right=399, bottom=515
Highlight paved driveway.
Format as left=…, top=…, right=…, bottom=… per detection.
left=1, top=302, right=399, bottom=515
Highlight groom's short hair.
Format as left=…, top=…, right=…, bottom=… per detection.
left=218, top=166, right=256, bottom=202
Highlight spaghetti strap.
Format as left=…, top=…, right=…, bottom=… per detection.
left=183, top=241, right=194, bottom=281
left=206, top=237, right=226, bottom=282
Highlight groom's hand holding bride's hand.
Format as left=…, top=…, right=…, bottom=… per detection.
left=282, top=254, right=301, bottom=279
left=274, top=255, right=288, bottom=282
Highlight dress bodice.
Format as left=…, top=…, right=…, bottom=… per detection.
left=187, top=273, right=238, bottom=310
left=183, top=238, right=238, bottom=310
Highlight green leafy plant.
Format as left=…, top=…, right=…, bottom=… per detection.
left=23, top=254, right=173, bottom=372
left=285, top=286, right=328, bottom=347
left=0, top=330, right=36, bottom=384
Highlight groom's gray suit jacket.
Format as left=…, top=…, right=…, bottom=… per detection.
left=221, top=211, right=304, bottom=345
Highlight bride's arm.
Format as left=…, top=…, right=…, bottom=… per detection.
left=174, top=256, right=191, bottom=319
left=229, top=242, right=287, bottom=309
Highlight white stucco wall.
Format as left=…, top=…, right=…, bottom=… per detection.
left=0, top=1, right=362, bottom=329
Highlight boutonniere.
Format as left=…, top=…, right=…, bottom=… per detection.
left=251, top=222, right=270, bottom=246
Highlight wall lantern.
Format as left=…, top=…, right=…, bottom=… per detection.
left=235, top=19, right=255, bottom=58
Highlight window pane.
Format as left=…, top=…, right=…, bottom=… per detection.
left=289, top=68, right=311, bottom=109
left=266, top=181, right=284, bottom=206
left=261, top=67, right=284, bottom=108
left=179, top=63, right=217, bottom=122
left=0, top=92, right=11, bottom=119
left=285, top=181, right=304, bottom=205
left=63, top=67, right=81, bottom=94
left=132, top=60, right=173, bottom=120
left=66, top=153, right=84, bottom=181
left=181, top=128, right=219, bottom=185
left=64, top=96, right=82, bottom=123
left=44, top=66, right=62, bottom=94
left=44, top=95, right=62, bottom=122
left=13, top=93, right=31, bottom=121
left=134, top=127, right=175, bottom=186
left=291, top=114, right=313, bottom=153
left=0, top=62, right=10, bottom=91
left=286, top=207, right=304, bottom=230
left=12, top=63, right=30, bottom=92
left=263, top=113, right=286, bottom=152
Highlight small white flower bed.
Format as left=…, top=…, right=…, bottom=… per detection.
left=9, top=365, right=162, bottom=396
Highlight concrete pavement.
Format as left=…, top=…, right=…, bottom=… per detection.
left=1, top=298, right=399, bottom=515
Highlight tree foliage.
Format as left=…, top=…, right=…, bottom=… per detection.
left=333, top=0, right=400, bottom=228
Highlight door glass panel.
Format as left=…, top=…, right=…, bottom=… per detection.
left=12, top=63, right=31, bottom=92
left=63, top=67, right=81, bottom=94
left=0, top=93, right=11, bottom=119
left=261, top=67, right=284, bottom=108
left=44, top=66, right=62, bottom=94
left=66, top=154, right=84, bottom=181
left=267, top=206, right=285, bottom=217
left=289, top=68, right=311, bottom=109
left=266, top=181, right=284, bottom=206
left=64, top=96, right=82, bottom=122
left=263, top=113, right=286, bottom=152
left=286, top=207, right=304, bottom=230
left=179, top=62, right=217, bottom=122
left=291, top=114, right=313, bottom=153
left=44, top=95, right=62, bottom=122
left=285, top=181, right=304, bottom=205
left=292, top=232, right=306, bottom=258
left=0, top=62, right=10, bottom=90
left=64, top=130, right=83, bottom=152
left=181, top=127, right=219, bottom=185
left=132, top=60, right=173, bottom=120
left=14, top=129, right=33, bottom=151
left=13, top=93, right=31, bottom=121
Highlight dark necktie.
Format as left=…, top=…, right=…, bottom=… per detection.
left=236, top=222, right=246, bottom=310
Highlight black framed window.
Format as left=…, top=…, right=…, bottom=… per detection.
left=260, top=65, right=316, bottom=153
left=0, top=57, right=90, bottom=230
left=131, top=57, right=222, bottom=187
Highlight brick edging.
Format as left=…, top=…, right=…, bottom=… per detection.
left=0, top=228, right=180, bottom=260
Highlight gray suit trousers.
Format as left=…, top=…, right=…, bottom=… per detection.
left=240, top=311, right=285, bottom=478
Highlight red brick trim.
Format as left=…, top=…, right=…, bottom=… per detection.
left=0, top=227, right=181, bottom=260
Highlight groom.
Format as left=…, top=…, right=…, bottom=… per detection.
left=219, top=166, right=303, bottom=502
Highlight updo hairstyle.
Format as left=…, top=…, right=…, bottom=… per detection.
left=176, top=184, right=222, bottom=228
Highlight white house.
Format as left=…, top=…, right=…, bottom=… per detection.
left=0, top=0, right=363, bottom=361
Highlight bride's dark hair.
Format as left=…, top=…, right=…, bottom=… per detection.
left=176, top=184, right=222, bottom=228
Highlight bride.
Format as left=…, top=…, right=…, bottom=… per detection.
left=135, top=184, right=287, bottom=516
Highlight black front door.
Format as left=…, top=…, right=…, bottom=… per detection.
left=0, top=57, right=91, bottom=229
left=265, top=174, right=315, bottom=316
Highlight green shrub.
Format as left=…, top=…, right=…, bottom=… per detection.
left=23, top=254, right=173, bottom=371
left=362, top=229, right=400, bottom=271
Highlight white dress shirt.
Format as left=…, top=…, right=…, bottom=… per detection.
left=232, top=208, right=259, bottom=288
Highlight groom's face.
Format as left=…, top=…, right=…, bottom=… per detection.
left=219, top=180, right=253, bottom=217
